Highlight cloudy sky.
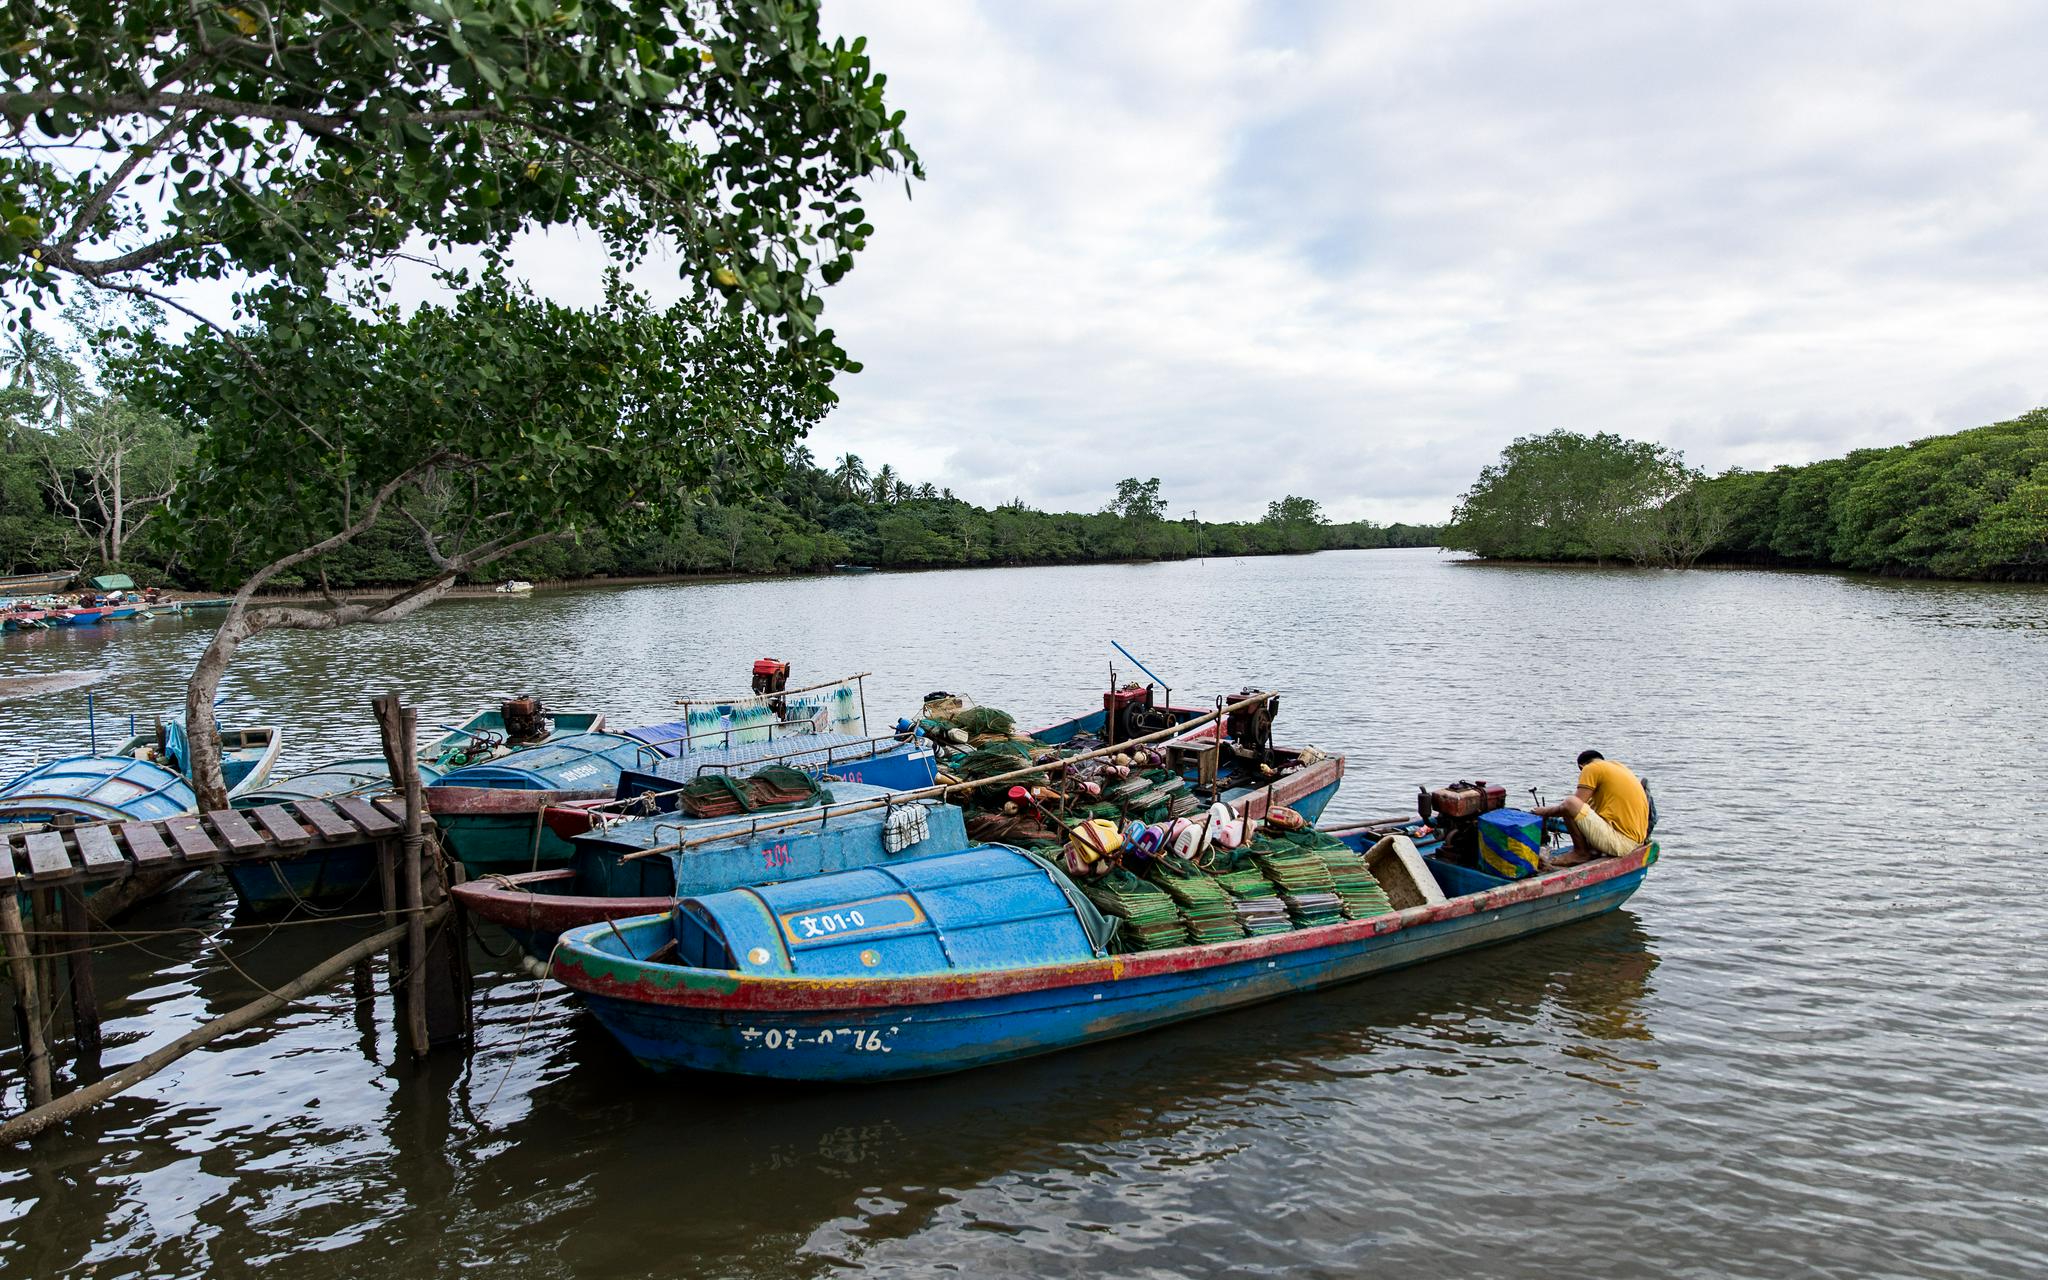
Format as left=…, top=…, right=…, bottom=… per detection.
left=740, top=0, right=2043, bottom=524
left=123, top=1, right=2048, bottom=524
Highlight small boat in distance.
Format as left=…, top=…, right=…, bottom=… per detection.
left=0, top=569, right=77, bottom=594
left=495, top=580, right=535, bottom=594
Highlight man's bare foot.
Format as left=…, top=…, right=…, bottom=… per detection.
left=1542, top=849, right=1598, bottom=870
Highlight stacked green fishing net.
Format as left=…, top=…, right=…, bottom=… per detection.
left=1083, top=871, right=1188, bottom=951
left=1257, top=829, right=1395, bottom=921
left=1249, top=841, right=1346, bottom=928
left=951, top=706, right=1017, bottom=737
left=1213, top=866, right=1293, bottom=935
left=1153, top=867, right=1247, bottom=944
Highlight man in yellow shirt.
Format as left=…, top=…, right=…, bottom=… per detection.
left=1533, top=750, right=1650, bottom=867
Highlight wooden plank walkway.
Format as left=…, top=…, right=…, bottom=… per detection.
left=0, top=797, right=420, bottom=891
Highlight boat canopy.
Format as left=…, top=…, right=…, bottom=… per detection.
left=0, top=753, right=195, bottom=824
left=89, top=573, right=136, bottom=591
left=672, top=845, right=1109, bottom=979
left=432, top=732, right=651, bottom=792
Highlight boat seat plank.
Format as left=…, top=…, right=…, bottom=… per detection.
left=119, top=822, right=175, bottom=866
left=23, top=830, right=72, bottom=882
left=334, top=797, right=401, bottom=836
left=295, top=799, right=357, bottom=842
left=163, top=816, right=218, bottom=859
left=74, top=823, right=125, bottom=873
left=248, top=804, right=311, bottom=848
left=204, top=807, right=267, bottom=853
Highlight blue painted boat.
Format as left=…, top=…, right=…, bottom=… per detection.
left=0, top=753, right=196, bottom=830
left=549, top=836, right=1658, bottom=1082
left=451, top=781, right=971, bottom=959
left=222, top=756, right=445, bottom=912
left=419, top=707, right=608, bottom=772
left=1022, top=687, right=1345, bottom=826
left=110, top=720, right=283, bottom=802
left=427, top=731, right=661, bottom=875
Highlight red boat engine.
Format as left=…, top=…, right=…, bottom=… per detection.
left=1416, top=779, right=1507, bottom=866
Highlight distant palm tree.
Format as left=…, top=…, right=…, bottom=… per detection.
left=870, top=463, right=898, bottom=504
left=2, top=328, right=88, bottom=425
left=832, top=452, right=869, bottom=500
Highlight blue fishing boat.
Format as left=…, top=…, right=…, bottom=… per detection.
left=221, top=756, right=445, bottom=911
left=1021, top=685, right=1344, bottom=825
left=110, top=720, right=283, bottom=803
left=549, top=830, right=1658, bottom=1082
left=427, top=729, right=660, bottom=875
left=0, top=754, right=195, bottom=831
left=452, top=781, right=970, bottom=959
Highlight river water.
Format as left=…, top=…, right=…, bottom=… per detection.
left=1, top=548, right=2044, bottom=1279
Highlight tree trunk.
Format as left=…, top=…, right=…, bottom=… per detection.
left=184, top=611, right=249, bottom=812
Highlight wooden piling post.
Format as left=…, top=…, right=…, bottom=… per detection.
left=0, top=893, right=52, bottom=1110
left=59, top=888, right=101, bottom=1070
left=398, top=705, right=430, bottom=1058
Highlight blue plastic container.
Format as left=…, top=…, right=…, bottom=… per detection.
left=672, top=846, right=1107, bottom=978
left=1478, top=807, right=1543, bottom=879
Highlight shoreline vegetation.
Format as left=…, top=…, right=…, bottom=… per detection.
left=1443, top=410, right=2048, bottom=583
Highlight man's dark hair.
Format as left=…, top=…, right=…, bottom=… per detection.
left=1577, top=750, right=1604, bottom=768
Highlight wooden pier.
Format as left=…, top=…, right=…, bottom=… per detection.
left=1, top=694, right=471, bottom=1144
left=0, top=796, right=412, bottom=891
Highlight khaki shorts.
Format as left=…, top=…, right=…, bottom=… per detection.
left=1569, top=805, right=1644, bottom=858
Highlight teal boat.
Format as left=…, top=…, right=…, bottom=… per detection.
left=420, top=706, right=607, bottom=772
left=222, top=756, right=444, bottom=912
left=111, top=719, right=283, bottom=803
left=427, top=730, right=658, bottom=875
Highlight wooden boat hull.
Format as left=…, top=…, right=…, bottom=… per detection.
left=428, top=787, right=607, bottom=875
left=551, top=844, right=1655, bottom=1082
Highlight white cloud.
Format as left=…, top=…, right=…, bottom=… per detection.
left=798, top=0, right=2048, bottom=522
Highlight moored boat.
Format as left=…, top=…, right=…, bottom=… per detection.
left=221, top=756, right=445, bottom=911
left=427, top=728, right=658, bottom=875
left=453, top=780, right=969, bottom=960
left=0, top=753, right=196, bottom=831
left=550, top=833, right=1658, bottom=1082
left=0, top=569, right=76, bottom=594
left=110, top=720, right=283, bottom=802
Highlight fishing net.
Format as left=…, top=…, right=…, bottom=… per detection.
left=1083, top=871, right=1189, bottom=951
left=675, top=766, right=833, bottom=819
left=952, top=706, right=1017, bottom=737
left=1213, top=866, right=1294, bottom=935
left=1249, top=842, right=1346, bottom=928
left=1258, top=829, right=1395, bottom=920
left=965, top=811, right=1061, bottom=846
left=1151, top=867, right=1247, bottom=944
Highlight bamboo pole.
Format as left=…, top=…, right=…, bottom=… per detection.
left=0, top=893, right=52, bottom=1110
left=0, top=911, right=440, bottom=1146
left=621, top=690, right=1277, bottom=863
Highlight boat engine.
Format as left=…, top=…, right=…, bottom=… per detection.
left=1225, top=689, right=1279, bottom=761
left=501, top=695, right=549, bottom=745
left=1416, top=779, right=1507, bottom=866
left=752, top=658, right=791, bottom=719
left=1104, top=683, right=1178, bottom=745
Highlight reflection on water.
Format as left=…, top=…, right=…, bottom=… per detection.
left=4, top=550, right=2048, bottom=1279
